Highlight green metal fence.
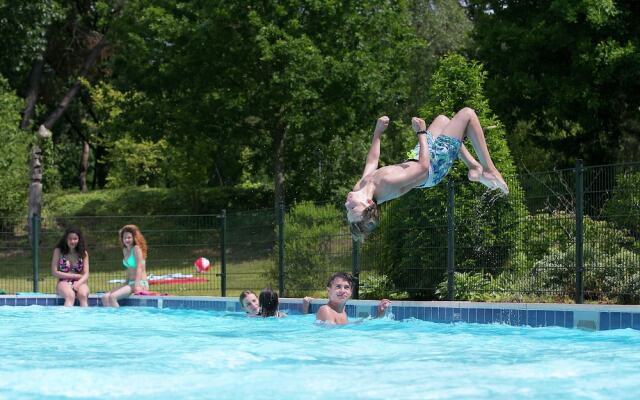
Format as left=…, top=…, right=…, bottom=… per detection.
left=0, top=161, right=638, bottom=303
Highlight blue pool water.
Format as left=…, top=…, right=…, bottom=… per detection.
left=1, top=306, right=639, bottom=399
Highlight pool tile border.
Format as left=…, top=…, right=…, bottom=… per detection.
left=1, top=295, right=639, bottom=331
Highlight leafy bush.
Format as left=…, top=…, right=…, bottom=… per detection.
left=435, top=272, right=489, bottom=302
left=358, top=271, right=407, bottom=300
left=530, top=244, right=639, bottom=303
left=508, top=213, right=639, bottom=303
left=269, top=201, right=347, bottom=297
left=603, top=170, right=640, bottom=235
left=44, top=186, right=273, bottom=217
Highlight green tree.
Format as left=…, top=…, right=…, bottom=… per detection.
left=0, top=76, right=30, bottom=218
left=107, top=0, right=420, bottom=206
left=469, top=0, right=640, bottom=170
left=406, top=0, right=473, bottom=114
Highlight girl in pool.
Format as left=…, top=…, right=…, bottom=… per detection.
left=101, top=224, right=149, bottom=307
left=50, top=227, right=90, bottom=307
left=258, top=288, right=287, bottom=318
left=239, top=289, right=313, bottom=316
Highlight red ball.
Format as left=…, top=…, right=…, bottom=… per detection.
left=194, top=257, right=211, bottom=273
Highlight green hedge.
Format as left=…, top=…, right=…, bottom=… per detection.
left=44, top=186, right=273, bottom=217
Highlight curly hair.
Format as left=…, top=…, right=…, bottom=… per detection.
left=349, top=202, right=380, bottom=242
left=119, top=224, right=148, bottom=258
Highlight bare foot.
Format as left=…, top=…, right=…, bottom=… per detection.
left=468, top=165, right=483, bottom=183
left=478, top=170, right=509, bottom=194
left=411, top=117, right=426, bottom=132
left=375, top=116, right=390, bottom=133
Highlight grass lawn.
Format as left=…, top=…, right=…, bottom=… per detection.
left=0, top=258, right=276, bottom=297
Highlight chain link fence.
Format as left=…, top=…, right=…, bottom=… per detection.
left=0, top=162, right=638, bottom=303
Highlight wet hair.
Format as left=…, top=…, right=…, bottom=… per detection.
left=258, top=288, right=279, bottom=317
left=349, top=202, right=380, bottom=242
left=239, top=290, right=256, bottom=307
left=119, top=224, right=147, bottom=258
left=55, top=226, right=87, bottom=256
left=326, top=272, right=354, bottom=288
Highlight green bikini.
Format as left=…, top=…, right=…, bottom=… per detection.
left=123, top=249, right=149, bottom=289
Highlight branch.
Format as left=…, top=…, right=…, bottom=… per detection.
left=42, top=35, right=108, bottom=130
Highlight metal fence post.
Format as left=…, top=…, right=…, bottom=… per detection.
left=575, top=159, right=584, bottom=304
left=447, top=178, right=455, bottom=301
left=278, top=202, right=285, bottom=297
left=219, top=209, right=227, bottom=297
left=31, top=214, right=40, bottom=293
left=352, top=239, right=360, bottom=300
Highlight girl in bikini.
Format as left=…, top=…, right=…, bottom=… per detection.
left=101, top=224, right=149, bottom=307
left=50, top=227, right=90, bottom=306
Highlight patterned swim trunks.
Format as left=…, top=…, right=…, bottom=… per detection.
left=406, top=131, right=462, bottom=188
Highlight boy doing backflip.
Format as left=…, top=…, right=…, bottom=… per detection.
left=345, top=108, right=508, bottom=241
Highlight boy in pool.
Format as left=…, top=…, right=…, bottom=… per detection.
left=239, top=290, right=261, bottom=317
left=315, top=272, right=390, bottom=325
left=345, top=108, right=508, bottom=241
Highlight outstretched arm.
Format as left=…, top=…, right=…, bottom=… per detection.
left=362, top=117, right=431, bottom=203
left=360, top=116, right=390, bottom=179
left=376, top=299, right=391, bottom=318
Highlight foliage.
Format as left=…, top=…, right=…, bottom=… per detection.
left=0, top=76, right=30, bottom=218
left=104, top=135, right=169, bottom=188
left=518, top=211, right=639, bottom=267
left=106, top=0, right=425, bottom=203
left=469, top=0, right=640, bottom=170
left=603, top=170, right=640, bottom=235
left=530, top=244, right=639, bottom=304
left=269, top=201, right=346, bottom=297
left=44, top=186, right=273, bottom=217
left=369, top=54, right=524, bottom=299
left=358, top=271, right=408, bottom=300
left=0, top=0, right=66, bottom=85
left=435, top=272, right=490, bottom=302
left=439, top=212, right=640, bottom=304
left=406, top=0, right=473, bottom=114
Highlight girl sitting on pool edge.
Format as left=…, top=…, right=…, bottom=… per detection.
left=316, top=272, right=390, bottom=325
left=102, top=224, right=149, bottom=307
left=50, top=227, right=91, bottom=307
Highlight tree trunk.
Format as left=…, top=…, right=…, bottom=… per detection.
left=27, top=145, right=43, bottom=243
left=79, top=140, right=90, bottom=192
left=21, top=58, right=44, bottom=130
left=93, top=144, right=108, bottom=189
left=273, top=122, right=286, bottom=211
left=27, top=35, right=107, bottom=221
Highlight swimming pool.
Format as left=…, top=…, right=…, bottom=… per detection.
left=1, top=306, right=639, bottom=399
